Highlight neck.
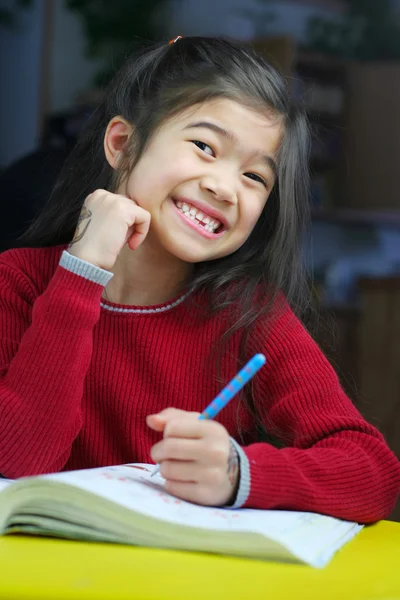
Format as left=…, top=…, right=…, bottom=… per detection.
left=104, top=234, right=192, bottom=306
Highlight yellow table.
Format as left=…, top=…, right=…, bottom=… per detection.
left=0, top=520, right=399, bottom=600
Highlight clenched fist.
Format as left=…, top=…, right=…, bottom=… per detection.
left=68, top=189, right=151, bottom=270
left=147, top=408, right=240, bottom=506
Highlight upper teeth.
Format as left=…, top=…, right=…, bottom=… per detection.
left=175, top=201, right=222, bottom=232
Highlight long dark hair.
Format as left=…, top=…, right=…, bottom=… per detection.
left=22, top=37, right=312, bottom=440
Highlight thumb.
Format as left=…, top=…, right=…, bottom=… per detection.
left=146, top=408, right=197, bottom=432
left=146, top=413, right=168, bottom=432
left=127, top=209, right=151, bottom=251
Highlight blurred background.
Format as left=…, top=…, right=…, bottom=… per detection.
left=0, top=0, right=399, bottom=518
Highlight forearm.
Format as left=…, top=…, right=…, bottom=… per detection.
left=233, top=431, right=400, bottom=523
left=0, top=253, right=111, bottom=477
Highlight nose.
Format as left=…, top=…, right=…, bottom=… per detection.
left=199, top=172, right=237, bottom=204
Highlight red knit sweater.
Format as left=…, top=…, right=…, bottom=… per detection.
left=0, top=246, right=399, bottom=522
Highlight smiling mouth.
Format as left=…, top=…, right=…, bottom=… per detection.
left=173, top=200, right=225, bottom=234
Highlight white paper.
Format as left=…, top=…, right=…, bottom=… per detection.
left=41, top=463, right=362, bottom=567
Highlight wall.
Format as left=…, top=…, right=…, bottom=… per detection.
left=0, top=0, right=45, bottom=168
left=47, top=0, right=339, bottom=114
left=49, top=0, right=103, bottom=114
left=0, top=0, right=338, bottom=167
left=2, top=0, right=400, bottom=291
left=170, top=0, right=336, bottom=41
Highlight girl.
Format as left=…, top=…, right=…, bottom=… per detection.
left=0, top=37, right=398, bottom=521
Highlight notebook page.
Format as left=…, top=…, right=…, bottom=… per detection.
left=40, top=464, right=362, bottom=566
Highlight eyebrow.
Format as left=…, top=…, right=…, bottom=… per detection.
left=183, top=120, right=278, bottom=176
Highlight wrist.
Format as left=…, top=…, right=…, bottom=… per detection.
left=67, top=246, right=108, bottom=271
left=225, top=439, right=240, bottom=506
left=60, top=251, right=113, bottom=287
left=226, top=439, right=251, bottom=509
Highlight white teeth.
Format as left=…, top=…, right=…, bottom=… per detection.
left=175, top=200, right=222, bottom=233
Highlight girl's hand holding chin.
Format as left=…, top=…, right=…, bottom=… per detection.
left=68, top=189, right=151, bottom=270
left=147, top=408, right=240, bottom=506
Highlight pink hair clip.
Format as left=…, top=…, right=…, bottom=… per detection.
left=168, top=35, right=182, bottom=45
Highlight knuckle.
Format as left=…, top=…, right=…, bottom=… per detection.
left=208, top=420, right=226, bottom=435
left=162, top=408, right=180, bottom=417
left=160, top=461, right=174, bottom=480
left=84, top=198, right=93, bottom=209
left=90, top=189, right=104, bottom=202
left=164, top=427, right=179, bottom=442
left=164, top=438, right=180, bottom=457
left=164, top=419, right=185, bottom=439
left=159, top=463, right=168, bottom=479
left=163, top=422, right=174, bottom=438
left=209, top=443, right=229, bottom=465
left=150, top=443, right=160, bottom=461
left=150, top=441, right=160, bottom=458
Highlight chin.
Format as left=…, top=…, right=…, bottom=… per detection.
left=158, top=231, right=238, bottom=265
left=170, top=247, right=211, bottom=264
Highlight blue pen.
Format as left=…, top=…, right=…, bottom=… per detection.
left=151, top=353, right=266, bottom=477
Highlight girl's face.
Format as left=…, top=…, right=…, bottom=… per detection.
left=120, top=98, right=282, bottom=264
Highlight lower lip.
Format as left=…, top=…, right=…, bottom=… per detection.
left=171, top=200, right=225, bottom=240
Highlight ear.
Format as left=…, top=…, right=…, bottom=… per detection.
left=104, top=116, right=134, bottom=169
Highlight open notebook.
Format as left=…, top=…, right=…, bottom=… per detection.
left=0, top=463, right=362, bottom=568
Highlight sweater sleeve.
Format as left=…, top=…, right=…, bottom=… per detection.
left=232, top=301, right=400, bottom=523
left=0, top=251, right=112, bottom=478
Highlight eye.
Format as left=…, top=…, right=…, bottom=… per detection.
left=244, top=172, right=268, bottom=188
left=192, top=140, right=215, bottom=156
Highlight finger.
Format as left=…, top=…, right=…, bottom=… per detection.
left=157, top=408, right=200, bottom=419
left=146, top=409, right=200, bottom=432
left=160, top=460, right=198, bottom=483
left=164, top=417, right=223, bottom=441
left=146, top=414, right=167, bottom=432
left=165, top=481, right=216, bottom=506
left=151, top=438, right=202, bottom=463
left=127, top=212, right=151, bottom=251
left=164, top=418, right=206, bottom=440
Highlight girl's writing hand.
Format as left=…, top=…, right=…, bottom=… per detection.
left=147, top=408, right=240, bottom=506
left=68, top=189, right=151, bottom=270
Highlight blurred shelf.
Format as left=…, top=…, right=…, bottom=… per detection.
left=307, top=110, right=344, bottom=125
left=359, top=275, right=400, bottom=291
left=311, top=209, right=400, bottom=228
left=311, top=158, right=339, bottom=172
left=296, top=52, right=347, bottom=73
left=289, top=0, right=344, bottom=15
left=323, top=304, right=361, bottom=316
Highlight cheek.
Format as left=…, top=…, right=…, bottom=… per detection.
left=130, top=154, right=197, bottom=199
left=240, top=197, right=267, bottom=233
left=126, top=166, right=166, bottom=202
